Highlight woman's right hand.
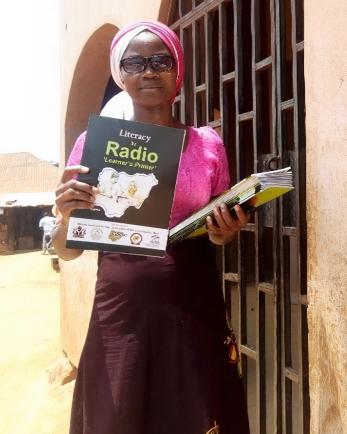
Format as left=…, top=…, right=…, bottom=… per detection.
left=55, top=165, right=98, bottom=225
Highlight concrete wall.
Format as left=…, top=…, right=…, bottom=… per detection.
left=305, top=1, right=347, bottom=433
left=60, top=251, right=97, bottom=366
left=60, top=0, right=164, bottom=163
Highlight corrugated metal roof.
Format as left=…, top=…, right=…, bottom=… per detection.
left=0, top=192, right=56, bottom=207
left=0, top=152, right=60, bottom=195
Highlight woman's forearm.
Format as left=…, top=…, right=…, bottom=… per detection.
left=52, top=220, right=83, bottom=261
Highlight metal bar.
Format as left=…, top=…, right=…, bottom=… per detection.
left=295, top=0, right=308, bottom=328
left=218, top=3, right=224, bottom=136
left=296, top=41, right=304, bottom=52
left=224, top=272, right=239, bottom=283
left=291, top=0, right=305, bottom=430
left=255, top=56, right=273, bottom=72
left=240, top=344, right=257, bottom=360
left=207, top=119, right=222, bottom=128
left=222, top=71, right=236, bottom=83
left=193, top=20, right=198, bottom=126
left=205, top=13, right=210, bottom=124
left=171, top=0, right=227, bottom=30
left=238, top=111, right=254, bottom=121
left=274, top=0, right=287, bottom=431
left=252, top=0, right=263, bottom=431
left=223, top=0, right=230, bottom=78
left=285, top=366, right=299, bottom=383
left=297, top=23, right=310, bottom=425
left=195, top=84, right=207, bottom=93
left=270, top=0, right=277, bottom=160
left=233, top=0, right=243, bottom=381
left=186, top=25, right=195, bottom=125
left=218, top=3, right=226, bottom=300
left=258, top=282, right=275, bottom=295
left=282, top=226, right=297, bottom=236
left=242, top=222, right=256, bottom=232
left=281, top=98, right=295, bottom=111
left=234, top=0, right=241, bottom=184
left=192, top=0, right=206, bottom=12
left=269, top=0, right=282, bottom=430
left=179, top=25, right=185, bottom=124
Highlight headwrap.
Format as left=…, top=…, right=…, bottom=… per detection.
left=110, top=20, right=185, bottom=95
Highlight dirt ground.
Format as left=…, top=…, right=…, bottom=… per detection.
left=0, top=251, right=74, bottom=434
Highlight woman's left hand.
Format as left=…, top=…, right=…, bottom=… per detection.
left=206, top=203, right=249, bottom=245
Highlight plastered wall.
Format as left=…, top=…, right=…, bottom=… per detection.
left=305, top=1, right=347, bottom=433
left=60, top=0, right=163, bottom=164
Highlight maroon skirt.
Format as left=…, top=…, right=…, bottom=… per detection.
left=69, top=237, right=249, bottom=434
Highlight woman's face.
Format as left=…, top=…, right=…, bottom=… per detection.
left=120, top=31, right=177, bottom=108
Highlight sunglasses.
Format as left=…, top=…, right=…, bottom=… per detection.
left=120, top=54, right=176, bottom=74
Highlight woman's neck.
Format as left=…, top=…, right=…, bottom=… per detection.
left=132, top=105, right=179, bottom=128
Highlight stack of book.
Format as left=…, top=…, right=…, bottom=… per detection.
left=169, top=167, right=294, bottom=244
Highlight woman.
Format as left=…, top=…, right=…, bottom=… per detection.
left=53, top=20, right=250, bottom=434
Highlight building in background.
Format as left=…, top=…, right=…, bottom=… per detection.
left=59, top=1, right=347, bottom=433
left=0, top=153, right=59, bottom=252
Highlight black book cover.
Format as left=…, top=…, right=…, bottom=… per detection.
left=66, top=115, right=185, bottom=257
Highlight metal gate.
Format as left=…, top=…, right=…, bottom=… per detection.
left=169, top=1, right=308, bottom=433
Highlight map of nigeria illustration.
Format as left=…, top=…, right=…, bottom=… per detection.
left=95, top=167, right=158, bottom=218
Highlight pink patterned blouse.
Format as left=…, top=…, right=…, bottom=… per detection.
left=67, top=126, right=230, bottom=228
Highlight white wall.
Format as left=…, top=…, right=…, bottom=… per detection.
left=305, top=1, right=347, bottom=433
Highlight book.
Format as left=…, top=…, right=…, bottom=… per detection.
left=66, top=115, right=185, bottom=257
left=169, top=167, right=294, bottom=244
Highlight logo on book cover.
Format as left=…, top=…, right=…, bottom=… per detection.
left=95, top=168, right=158, bottom=218
left=108, top=230, right=125, bottom=242
left=72, top=226, right=86, bottom=239
left=150, top=233, right=160, bottom=246
left=90, top=228, right=103, bottom=241
left=130, top=233, right=143, bottom=245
